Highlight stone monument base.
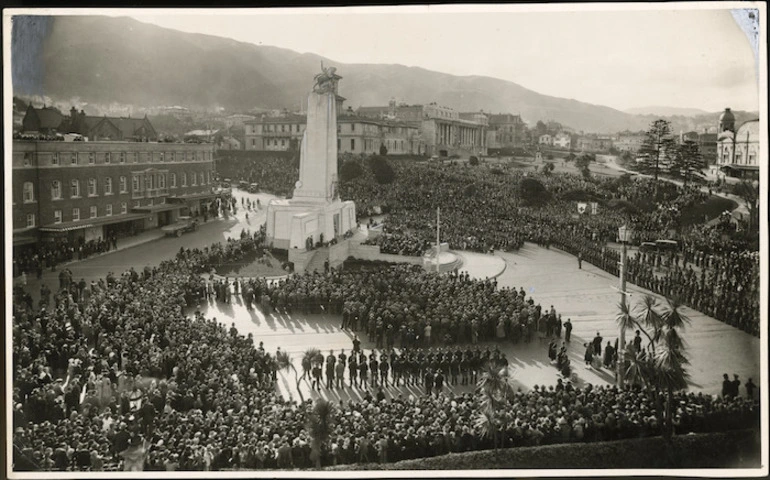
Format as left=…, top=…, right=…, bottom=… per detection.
left=266, top=198, right=356, bottom=251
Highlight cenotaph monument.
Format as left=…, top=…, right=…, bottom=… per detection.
left=266, top=66, right=356, bottom=252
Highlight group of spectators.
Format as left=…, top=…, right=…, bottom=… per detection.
left=12, top=224, right=759, bottom=472
left=14, top=235, right=119, bottom=279
left=340, top=159, right=758, bottom=336
left=215, top=153, right=298, bottom=197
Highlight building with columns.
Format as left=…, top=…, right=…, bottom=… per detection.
left=357, top=101, right=488, bottom=157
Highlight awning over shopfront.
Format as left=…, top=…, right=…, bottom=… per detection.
left=13, top=234, right=39, bottom=246
left=132, top=203, right=184, bottom=213
left=721, top=164, right=759, bottom=172
left=39, top=212, right=149, bottom=232
left=167, top=192, right=218, bottom=203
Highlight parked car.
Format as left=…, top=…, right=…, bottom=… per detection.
left=161, top=216, right=198, bottom=237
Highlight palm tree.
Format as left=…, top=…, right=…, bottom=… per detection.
left=474, top=364, right=515, bottom=450
left=619, top=295, right=690, bottom=441
left=300, top=348, right=321, bottom=383
left=275, top=350, right=304, bottom=402
left=306, top=398, right=336, bottom=468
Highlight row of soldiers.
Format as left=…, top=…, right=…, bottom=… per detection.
left=305, top=345, right=510, bottom=392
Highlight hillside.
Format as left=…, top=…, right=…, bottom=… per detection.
left=10, top=15, right=757, bottom=133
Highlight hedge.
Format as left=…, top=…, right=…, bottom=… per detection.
left=326, top=429, right=760, bottom=470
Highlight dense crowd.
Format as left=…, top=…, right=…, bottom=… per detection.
left=215, top=153, right=298, bottom=197
left=14, top=235, right=119, bottom=279
left=342, top=160, right=758, bottom=336
left=12, top=226, right=759, bottom=472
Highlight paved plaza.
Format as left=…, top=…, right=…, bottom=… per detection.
left=20, top=188, right=760, bottom=402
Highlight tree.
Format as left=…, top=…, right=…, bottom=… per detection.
left=575, top=153, right=594, bottom=179
left=339, top=160, right=363, bottom=183
left=672, top=140, right=704, bottom=187
left=542, top=162, right=555, bottom=175
left=474, top=364, right=516, bottom=450
left=615, top=295, right=690, bottom=442
left=638, top=119, right=675, bottom=188
left=368, top=155, right=396, bottom=184
left=469, top=155, right=479, bottom=166
left=518, top=177, right=550, bottom=206
left=306, top=398, right=336, bottom=467
left=275, top=350, right=304, bottom=402
left=732, top=180, right=759, bottom=237
left=379, top=143, right=388, bottom=156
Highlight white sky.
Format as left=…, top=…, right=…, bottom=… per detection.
left=126, top=6, right=755, bottom=112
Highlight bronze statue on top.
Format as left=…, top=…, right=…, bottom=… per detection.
left=313, top=62, right=341, bottom=95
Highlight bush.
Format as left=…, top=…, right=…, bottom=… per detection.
left=463, top=183, right=478, bottom=197
left=518, top=177, right=550, bottom=206
left=469, top=156, right=479, bottom=166
left=368, top=155, right=396, bottom=184
left=339, top=160, right=363, bottom=183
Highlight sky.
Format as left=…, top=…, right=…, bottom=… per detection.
left=128, top=5, right=761, bottom=113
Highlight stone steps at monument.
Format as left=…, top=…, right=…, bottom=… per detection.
left=304, top=247, right=329, bottom=274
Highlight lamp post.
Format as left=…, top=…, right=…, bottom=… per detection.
left=617, top=225, right=633, bottom=388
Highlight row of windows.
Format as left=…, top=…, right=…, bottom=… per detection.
left=51, top=203, right=129, bottom=224
left=22, top=171, right=212, bottom=202
left=42, top=150, right=212, bottom=166
left=263, top=124, right=303, bottom=133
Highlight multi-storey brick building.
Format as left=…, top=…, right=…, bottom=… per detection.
left=12, top=139, right=216, bottom=248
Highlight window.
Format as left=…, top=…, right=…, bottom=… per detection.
left=182, top=172, right=187, bottom=187
left=51, top=180, right=62, bottom=200
left=23, top=152, right=31, bottom=166
left=120, top=152, right=126, bottom=163
left=120, top=176, right=127, bottom=193
left=351, top=123, right=356, bottom=132
left=54, top=210, right=62, bottom=224
left=191, top=172, right=197, bottom=186
left=251, top=139, right=256, bottom=147
left=105, top=177, right=113, bottom=195
left=281, top=124, right=285, bottom=132
left=88, top=178, right=97, bottom=196
left=160, top=152, right=165, bottom=162
left=207, top=171, right=211, bottom=184
left=89, top=153, right=95, bottom=165
left=148, top=198, right=153, bottom=207
left=146, top=175, right=153, bottom=191
left=170, top=173, right=177, bottom=188
left=281, top=139, right=286, bottom=147
left=70, top=153, right=77, bottom=165
left=146, top=152, right=153, bottom=163
left=199, top=172, right=204, bottom=185
left=159, top=174, right=166, bottom=189
left=72, top=208, right=80, bottom=222
left=170, top=152, right=175, bottom=162
left=121, top=202, right=127, bottom=214
left=51, top=153, right=59, bottom=166
left=90, top=206, right=97, bottom=219
left=26, top=213, right=35, bottom=228
left=134, top=152, right=139, bottom=163
left=350, top=139, right=355, bottom=150
left=134, top=201, right=140, bottom=208
left=71, top=179, right=80, bottom=198
left=105, top=204, right=113, bottom=216
left=132, top=175, right=140, bottom=192
left=23, top=182, right=34, bottom=203
left=105, top=152, right=111, bottom=164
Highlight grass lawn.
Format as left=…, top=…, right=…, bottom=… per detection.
left=327, top=429, right=760, bottom=470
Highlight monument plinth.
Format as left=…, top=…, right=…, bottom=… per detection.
left=266, top=66, right=356, bottom=253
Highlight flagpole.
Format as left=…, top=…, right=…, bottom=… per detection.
left=436, top=207, right=440, bottom=273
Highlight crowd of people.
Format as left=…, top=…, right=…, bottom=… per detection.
left=215, top=153, right=298, bottom=197
left=340, top=160, right=758, bottom=336
left=11, top=155, right=760, bottom=471
left=14, top=235, right=119, bottom=279
left=12, top=224, right=759, bottom=472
